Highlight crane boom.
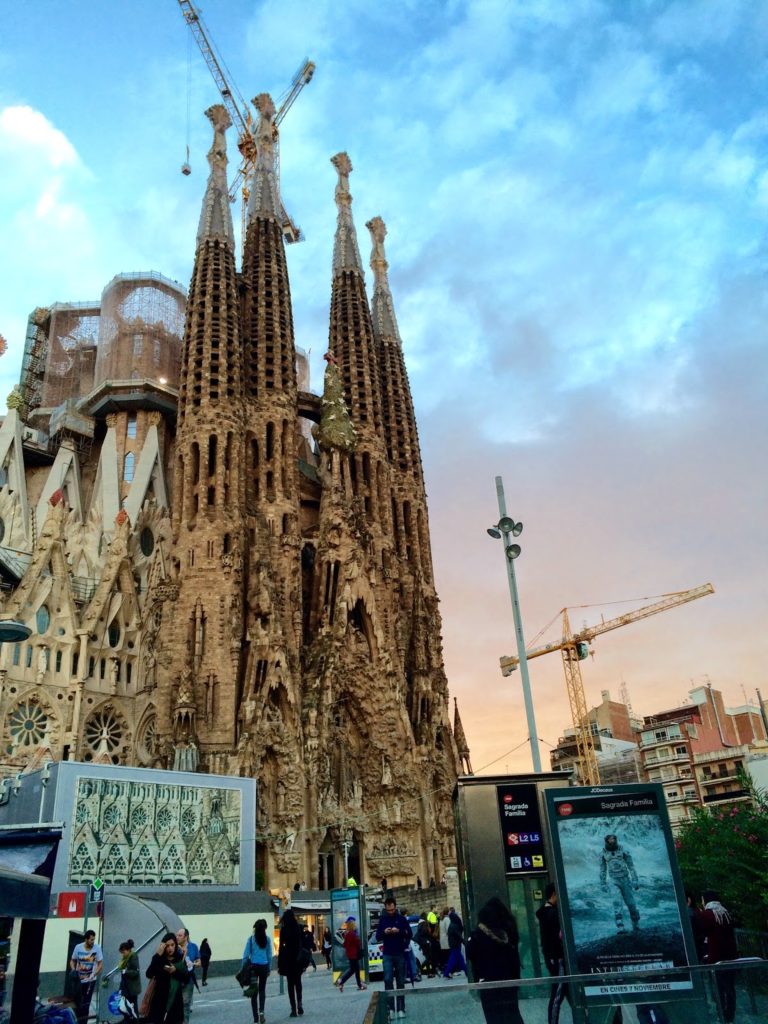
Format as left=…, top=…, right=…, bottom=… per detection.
left=500, top=583, right=714, bottom=675
left=177, top=1, right=313, bottom=244
left=178, top=0, right=250, bottom=139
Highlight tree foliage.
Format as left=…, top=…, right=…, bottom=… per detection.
left=675, top=772, right=768, bottom=931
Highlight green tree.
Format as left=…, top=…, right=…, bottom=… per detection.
left=675, top=772, right=768, bottom=930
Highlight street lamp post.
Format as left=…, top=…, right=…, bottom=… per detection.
left=487, top=475, right=542, bottom=773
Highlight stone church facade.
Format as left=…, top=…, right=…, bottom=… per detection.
left=0, top=101, right=472, bottom=887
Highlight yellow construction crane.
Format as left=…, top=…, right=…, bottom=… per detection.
left=178, top=0, right=314, bottom=244
left=500, top=583, right=715, bottom=785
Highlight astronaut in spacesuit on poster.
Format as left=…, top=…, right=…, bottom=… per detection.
left=599, top=834, right=640, bottom=932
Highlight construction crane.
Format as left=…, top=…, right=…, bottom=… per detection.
left=500, top=583, right=715, bottom=785
left=178, top=0, right=314, bottom=244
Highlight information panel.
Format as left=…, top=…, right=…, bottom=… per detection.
left=496, top=782, right=547, bottom=875
left=545, top=784, right=695, bottom=1007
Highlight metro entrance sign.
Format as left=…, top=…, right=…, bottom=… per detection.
left=56, top=891, right=86, bottom=918
left=89, top=878, right=105, bottom=903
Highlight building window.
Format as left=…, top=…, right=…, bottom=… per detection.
left=108, top=621, right=121, bottom=648
left=675, top=745, right=687, bottom=756
left=36, top=605, right=50, bottom=634
left=25, top=645, right=33, bottom=668
left=124, top=452, right=135, bottom=483
left=133, top=333, right=142, bottom=358
left=140, top=527, right=154, bottom=556
left=12, top=643, right=20, bottom=666
left=55, top=650, right=62, bottom=673
left=127, top=415, right=137, bottom=439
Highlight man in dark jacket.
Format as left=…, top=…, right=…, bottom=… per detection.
left=376, top=896, right=412, bottom=1018
left=536, top=883, right=571, bottom=1024
left=697, top=890, right=738, bottom=1023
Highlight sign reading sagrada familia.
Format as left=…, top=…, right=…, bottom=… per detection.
left=0, top=98, right=472, bottom=887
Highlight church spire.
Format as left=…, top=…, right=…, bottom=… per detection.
left=197, top=104, right=235, bottom=246
left=328, top=152, right=381, bottom=437
left=367, top=216, right=401, bottom=343
left=453, top=697, right=473, bottom=775
left=178, top=104, right=242, bottom=428
left=246, top=93, right=283, bottom=223
left=331, top=152, right=364, bottom=276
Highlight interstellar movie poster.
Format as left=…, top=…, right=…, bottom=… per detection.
left=546, top=784, right=694, bottom=1003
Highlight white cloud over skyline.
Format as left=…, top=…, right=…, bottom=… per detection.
left=0, top=0, right=765, bottom=771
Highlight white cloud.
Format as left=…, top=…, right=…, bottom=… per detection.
left=0, top=105, right=79, bottom=169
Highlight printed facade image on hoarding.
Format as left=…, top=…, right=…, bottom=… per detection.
left=546, top=785, right=693, bottom=1003
left=68, top=776, right=242, bottom=886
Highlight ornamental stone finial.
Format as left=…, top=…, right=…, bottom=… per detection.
left=367, top=216, right=401, bottom=344
left=197, top=104, right=235, bottom=245
left=247, top=93, right=281, bottom=221
left=331, top=153, right=362, bottom=275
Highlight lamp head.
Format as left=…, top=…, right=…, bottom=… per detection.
left=506, top=544, right=521, bottom=560
left=497, top=516, right=516, bottom=534
left=511, top=521, right=523, bottom=537
left=486, top=527, right=502, bottom=540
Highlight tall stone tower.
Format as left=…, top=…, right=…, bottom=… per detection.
left=0, top=101, right=467, bottom=890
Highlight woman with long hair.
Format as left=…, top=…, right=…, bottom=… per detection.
left=466, top=897, right=524, bottom=1024
left=117, top=939, right=141, bottom=1019
left=242, top=919, right=273, bottom=1024
left=277, top=909, right=304, bottom=1017
left=144, top=932, right=188, bottom=1024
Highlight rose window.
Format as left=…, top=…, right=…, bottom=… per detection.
left=181, top=807, right=198, bottom=835
left=131, top=807, right=148, bottom=831
left=84, top=707, right=124, bottom=755
left=156, top=807, right=173, bottom=831
left=103, top=804, right=122, bottom=827
left=8, top=701, right=48, bottom=747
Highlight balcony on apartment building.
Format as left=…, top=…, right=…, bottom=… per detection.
left=643, top=747, right=690, bottom=768
left=639, top=725, right=686, bottom=749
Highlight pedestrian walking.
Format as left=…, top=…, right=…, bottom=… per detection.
left=376, top=895, right=412, bottom=1019
left=199, top=939, right=211, bottom=985
left=278, top=909, right=305, bottom=1017
left=443, top=908, right=467, bottom=978
left=242, top=919, right=273, bottom=1024
left=697, top=890, right=739, bottom=1023
left=438, top=907, right=451, bottom=972
left=536, top=883, right=571, bottom=1024
left=144, top=933, right=188, bottom=1024
left=467, top=897, right=525, bottom=1024
left=335, top=916, right=367, bottom=992
left=322, top=928, right=333, bottom=969
left=116, top=939, right=141, bottom=1020
left=301, top=926, right=318, bottom=972
left=175, top=928, right=200, bottom=1024
left=69, top=929, right=103, bottom=1024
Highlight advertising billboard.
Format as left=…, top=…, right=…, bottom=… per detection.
left=496, top=782, right=547, bottom=875
left=545, top=784, right=695, bottom=1006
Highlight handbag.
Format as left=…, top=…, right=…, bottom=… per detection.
left=235, top=963, right=252, bottom=987
left=139, top=976, right=156, bottom=1019
left=297, top=947, right=312, bottom=972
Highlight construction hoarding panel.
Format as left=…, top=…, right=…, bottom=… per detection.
left=545, top=784, right=696, bottom=1007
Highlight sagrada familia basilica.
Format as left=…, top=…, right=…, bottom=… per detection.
left=0, top=98, right=473, bottom=887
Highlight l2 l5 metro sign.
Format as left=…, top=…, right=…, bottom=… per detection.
left=496, top=784, right=547, bottom=875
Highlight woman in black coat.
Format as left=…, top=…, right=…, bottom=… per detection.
left=277, top=909, right=304, bottom=1017
left=467, top=898, right=524, bottom=1024
left=144, top=932, right=188, bottom=1024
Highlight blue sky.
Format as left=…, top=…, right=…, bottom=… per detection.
left=1, top=0, right=766, bottom=771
